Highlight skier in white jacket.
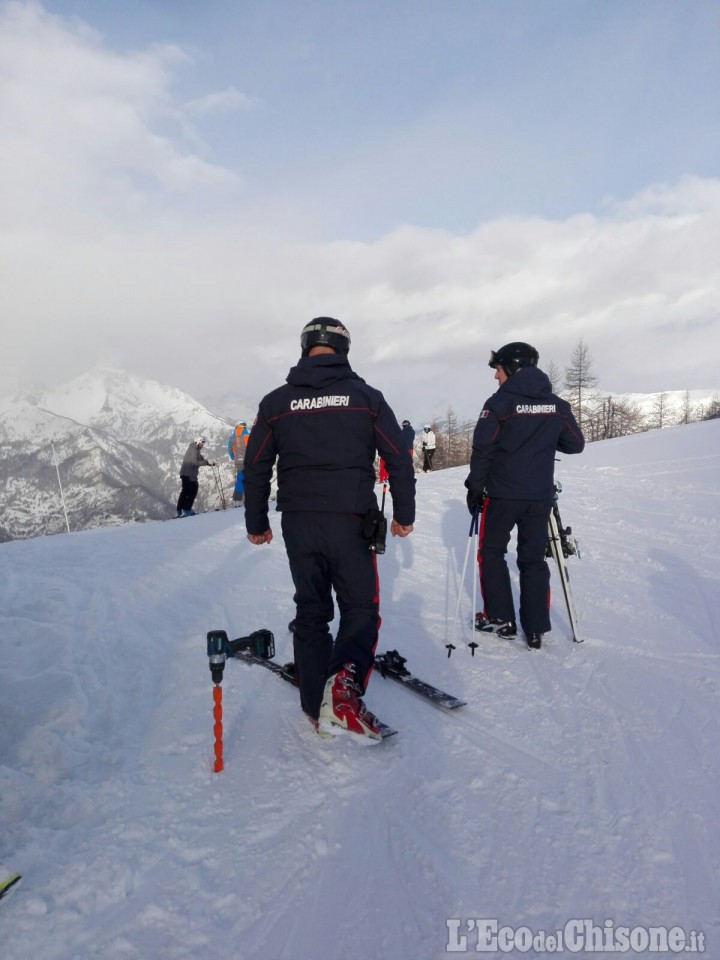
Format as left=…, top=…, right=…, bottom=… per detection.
left=421, top=425, right=436, bottom=473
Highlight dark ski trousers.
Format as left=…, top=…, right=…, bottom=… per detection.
left=281, top=511, right=380, bottom=721
left=177, top=476, right=199, bottom=512
left=422, top=448, right=435, bottom=472
left=478, top=498, right=553, bottom=635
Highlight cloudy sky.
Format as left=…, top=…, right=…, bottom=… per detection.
left=1, top=0, right=718, bottom=420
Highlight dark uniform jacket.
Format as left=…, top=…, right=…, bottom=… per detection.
left=401, top=423, right=415, bottom=451
left=244, top=355, right=416, bottom=535
left=466, top=367, right=585, bottom=501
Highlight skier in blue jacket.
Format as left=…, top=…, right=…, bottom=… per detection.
left=244, top=317, right=415, bottom=739
left=465, top=342, right=584, bottom=649
left=227, top=421, right=250, bottom=505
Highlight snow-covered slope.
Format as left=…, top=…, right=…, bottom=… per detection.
left=0, top=420, right=718, bottom=959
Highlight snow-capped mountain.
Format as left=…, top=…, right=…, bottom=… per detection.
left=611, top=388, right=716, bottom=420
left=0, top=368, right=254, bottom=542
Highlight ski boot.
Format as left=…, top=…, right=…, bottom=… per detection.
left=474, top=615, right=517, bottom=638
left=318, top=663, right=382, bottom=741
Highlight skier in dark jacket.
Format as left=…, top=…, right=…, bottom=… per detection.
left=465, top=342, right=584, bottom=649
left=400, top=420, right=416, bottom=456
left=176, top=437, right=213, bottom=517
left=244, top=317, right=415, bottom=739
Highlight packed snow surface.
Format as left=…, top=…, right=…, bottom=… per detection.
left=1, top=420, right=718, bottom=959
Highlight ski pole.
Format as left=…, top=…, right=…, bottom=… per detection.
left=219, top=465, right=227, bottom=510
left=468, top=495, right=488, bottom=656
left=448, top=507, right=480, bottom=656
left=471, top=511, right=479, bottom=647
left=369, top=482, right=388, bottom=555
left=212, top=464, right=227, bottom=510
left=51, top=441, right=71, bottom=533
left=468, top=513, right=479, bottom=656
left=207, top=630, right=229, bottom=772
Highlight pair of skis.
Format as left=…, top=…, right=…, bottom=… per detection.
left=546, top=482, right=582, bottom=642
left=213, top=629, right=466, bottom=742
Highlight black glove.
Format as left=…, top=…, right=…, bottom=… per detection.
left=466, top=490, right=484, bottom=515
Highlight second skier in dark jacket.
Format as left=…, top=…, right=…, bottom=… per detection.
left=400, top=420, right=416, bottom=457
left=244, top=317, right=415, bottom=739
left=465, top=342, right=584, bottom=649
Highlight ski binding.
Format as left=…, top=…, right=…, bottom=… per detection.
left=374, top=650, right=466, bottom=709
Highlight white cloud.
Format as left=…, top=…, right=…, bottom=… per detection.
left=0, top=2, right=718, bottom=420
left=0, top=0, right=238, bottom=230
left=183, top=87, right=257, bottom=116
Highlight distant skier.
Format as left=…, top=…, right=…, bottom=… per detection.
left=421, top=425, right=436, bottom=472
left=244, top=317, right=415, bottom=740
left=400, top=420, right=415, bottom=457
left=176, top=437, right=214, bottom=517
left=227, top=421, right=250, bottom=505
left=465, top=342, right=585, bottom=650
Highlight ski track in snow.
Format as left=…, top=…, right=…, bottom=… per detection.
left=1, top=420, right=718, bottom=959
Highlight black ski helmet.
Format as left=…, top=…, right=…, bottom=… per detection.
left=300, top=317, right=351, bottom=357
left=488, top=341, right=539, bottom=376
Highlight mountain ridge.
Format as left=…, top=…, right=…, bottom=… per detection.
left=1, top=366, right=716, bottom=543
left=0, top=367, right=254, bottom=542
